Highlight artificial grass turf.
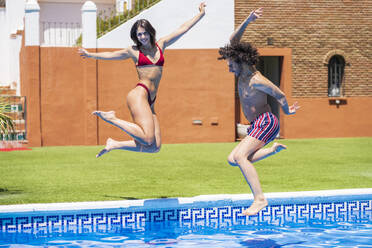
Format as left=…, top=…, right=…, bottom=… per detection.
left=0, top=137, right=371, bottom=205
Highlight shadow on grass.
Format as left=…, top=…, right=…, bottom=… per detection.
left=0, top=188, right=23, bottom=195
left=103, top=195, right=169, bottom=200
left=103, top=195, right=140, bottom=200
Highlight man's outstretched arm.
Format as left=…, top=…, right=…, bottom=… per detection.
left=230, top=8, right=263, bottom=43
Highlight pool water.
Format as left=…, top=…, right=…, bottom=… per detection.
left=1, top=190, right=372, bottom=247
left=1, top=213, right=371, bottom=247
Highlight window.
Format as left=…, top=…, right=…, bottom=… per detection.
left=328, top=55, right=345, bottom=97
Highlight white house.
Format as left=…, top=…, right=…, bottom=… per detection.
left=0, top=0, right=25, bottom=93
left=1, top=0, right=234, bottom=94
left=0, top=0, right=117, bottom=93
left=38, top=0, right=116, bottom=46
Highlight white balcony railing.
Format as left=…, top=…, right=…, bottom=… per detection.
left=41, top=21, right=82, bottom=47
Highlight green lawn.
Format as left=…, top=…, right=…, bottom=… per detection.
left=0, top=137, right=371, bottom=205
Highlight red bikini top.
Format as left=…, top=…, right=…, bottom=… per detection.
left=136, top=44, right=164, bottom=67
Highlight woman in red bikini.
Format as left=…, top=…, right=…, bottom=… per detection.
left=79, top=3, right=206, bottom=157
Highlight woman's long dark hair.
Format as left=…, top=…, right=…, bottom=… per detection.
left=130, top=19, right=156, bottom=48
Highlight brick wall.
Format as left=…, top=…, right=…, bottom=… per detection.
left=235, top=0, right=371, bottom=97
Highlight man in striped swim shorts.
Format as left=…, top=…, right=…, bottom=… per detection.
left=218, top=8, right=300, bottom=216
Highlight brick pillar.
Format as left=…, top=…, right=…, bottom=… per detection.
left=21, top=46, right=41, bottom=147
left=20, top=0, right=42, bottom=147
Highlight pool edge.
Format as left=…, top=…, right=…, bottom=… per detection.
left=0, top=188, right=371, bottom=213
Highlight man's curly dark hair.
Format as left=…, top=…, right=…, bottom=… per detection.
left=218, top=42, right=259, bottom=66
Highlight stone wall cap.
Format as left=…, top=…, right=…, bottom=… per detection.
left=82, top=1, right=97, bottom=11
left=25, top=0, right=40, bottom=11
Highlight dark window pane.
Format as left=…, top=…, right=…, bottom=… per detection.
left=328, top=55, right=345, bottom=97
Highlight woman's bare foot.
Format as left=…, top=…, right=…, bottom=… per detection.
left=272, top=142, right=287, bottom=154
left=96, top=138, right=116, bottom=158
left=242, top=198, right=268, bottom=216
left=92, top=110, right=116, bottom=122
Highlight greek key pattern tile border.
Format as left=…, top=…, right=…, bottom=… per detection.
left=1, top=200, right=371, bottom=232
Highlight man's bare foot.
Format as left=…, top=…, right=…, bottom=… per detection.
left=272, top=142, right=287, bottom=154
left=96, top=138, right=116, bottom=158
left=242, top=198, right=268, bottom=216
left=92, top=110, right=116, bottom=122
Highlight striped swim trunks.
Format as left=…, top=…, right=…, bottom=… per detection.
left=247, top=112, right=279, bottom=144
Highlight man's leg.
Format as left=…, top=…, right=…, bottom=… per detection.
left=248, top=142, right=287, bottom=163
left=233, top=136, right=268, bottom=216
left=228, top=142, right=286, bottom=166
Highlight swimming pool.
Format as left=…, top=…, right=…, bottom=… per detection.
left=0, top=189, right=371, bottom=247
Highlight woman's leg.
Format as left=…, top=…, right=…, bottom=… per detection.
left=93, top=87, right=156, bottom=146
left=96, top=138, right=139, bottom=157
left=96, top=114, right=161, bottom=157
left=96, top=139, right=156, bottom=157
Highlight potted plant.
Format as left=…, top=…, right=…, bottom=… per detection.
left=0, top=97, right=14, bottom=141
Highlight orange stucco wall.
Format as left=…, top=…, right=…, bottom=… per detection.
left=39, top=48, right=98, bottom=146
left=21, top=47, right=235, bottom=146
left=20, top=46, right=372, bottom=147
left=96, top=48, right=235, bottom=144
left=284, top=97, right=372, bottom=138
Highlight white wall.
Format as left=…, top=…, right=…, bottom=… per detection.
left=8, top=36, right=23, bottom=94
left=0, top=7, right=11, bottom=86
left=0, top=0, right=25, bottom=94
left=7, top=0, right=24, bottom=33
left=97, top=0, right=234, bottom=49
